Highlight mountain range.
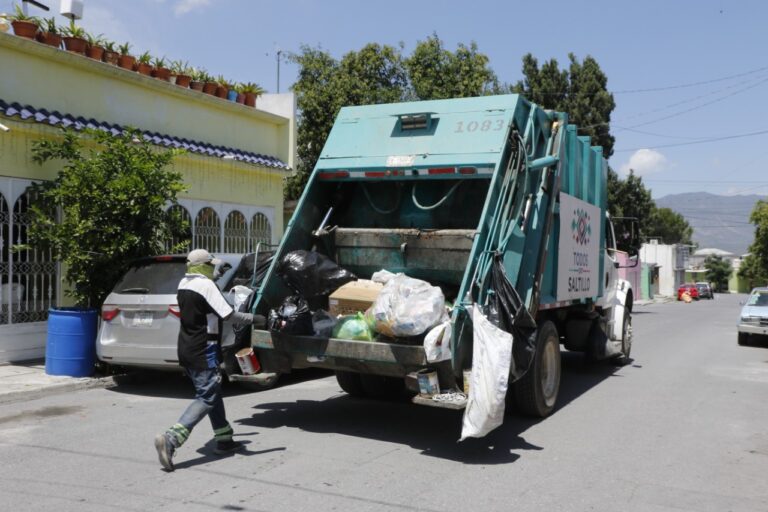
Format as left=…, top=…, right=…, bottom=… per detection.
left=654, top=192, right=764, bottom=256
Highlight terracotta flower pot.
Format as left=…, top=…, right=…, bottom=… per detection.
left=215, top=86, right=228, bottom=99
left=11, top=20, right=38, bottom=39
left=152, top=67, right=172, bottom=81
left=62, top=36, right=87, bottom=54
left=103, top=51, right=119, bottom=65
left=244, top=93, right=256, bottom=107
left=203, top=82, right=218, bottom=95
left=136, top=63, right=153, bottom=76
left=189, top=81, right=204, bottom=91
left=86, top=45, right=104, bottom=61
left=236, top=93, right=245, bottom=104
left=117, top=55, right=136, bottom=70
left=37, top=31, right=62, bottom=48
left=175, top=75, right=192, bottom=88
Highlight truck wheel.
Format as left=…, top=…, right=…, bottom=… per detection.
left=513, top=320, right=561, bottom=418
left=738, top=332, right=749, bottom=346
left=360, top=374, right=405, bottom=399
left=612, top=311, right=633, bottom=366
left=335, top=370, right=366, bottom=397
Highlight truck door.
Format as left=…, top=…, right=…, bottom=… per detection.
left=603, top=215, right=619, bottom=306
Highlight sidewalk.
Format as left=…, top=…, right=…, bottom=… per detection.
left=0, top=360, right=128, bottom=405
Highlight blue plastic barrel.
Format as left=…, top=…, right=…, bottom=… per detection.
left=45, top=308, right=98, bottom=377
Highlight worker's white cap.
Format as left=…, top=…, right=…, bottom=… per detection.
left=187, top=248, right=222, bottom=266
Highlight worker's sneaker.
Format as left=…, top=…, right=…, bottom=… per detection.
left=154, top=433, right=175, bottom=471
left=214, top=439, right=244, bottom=455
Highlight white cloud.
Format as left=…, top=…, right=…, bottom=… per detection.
left=619, top=148, right=668, bottom=177
left=174, top=0, right=211, bottom=16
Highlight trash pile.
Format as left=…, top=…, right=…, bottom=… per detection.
left=267, top=250, right=452, bottom=354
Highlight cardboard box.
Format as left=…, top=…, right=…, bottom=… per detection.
left=328, top=280, right=384, bottom=316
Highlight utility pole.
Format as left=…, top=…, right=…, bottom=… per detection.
left=276, top=48, right=283, bottom=93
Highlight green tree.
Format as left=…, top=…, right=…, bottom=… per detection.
left=26, top=129, right=187, bottom=307
left=405, top=34, right=499, bottom=100
left=739, top=200, right=768, bottom=287
left=512, top=53, right=616, bottom=157
left=704, top=255, right=731, bottom=292
left=605, top=170, right=654, bottom=254
left=647, top=206, right=694, bottom=245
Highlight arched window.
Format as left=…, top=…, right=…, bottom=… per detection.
left=9, top=189, right=56, bottom=323
left=194, top=207, right=221, bottom=252
left=250, top=213, right=271, bottom=250
left=224, top=210, right=248, bottom=253
left=165, top=204, right=192, bottom=253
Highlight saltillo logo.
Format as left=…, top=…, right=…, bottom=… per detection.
left=571, top=209, right=591, bottom=246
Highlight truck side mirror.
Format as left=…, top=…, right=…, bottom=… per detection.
left=612, top=217, right=641, bottom=257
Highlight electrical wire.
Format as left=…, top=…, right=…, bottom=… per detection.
left=613, top=128, right=768, bottom=153
left=611, top=64, right=768, bottom=94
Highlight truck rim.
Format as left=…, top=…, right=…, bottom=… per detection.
left=541, top=336, right=558, bottom=406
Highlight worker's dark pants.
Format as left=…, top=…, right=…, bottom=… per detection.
left=173, top=367, right=232, bottom=445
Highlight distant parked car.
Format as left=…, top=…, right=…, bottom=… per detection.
left=737, top=287, right=768, bottom=345
left=677, top=283, right=700, bottom=301
left=695, top=282, right=713, bottom=299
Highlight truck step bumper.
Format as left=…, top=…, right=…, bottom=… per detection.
left=412, top=394, right=467, bottom=410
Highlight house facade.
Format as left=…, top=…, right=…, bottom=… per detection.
left=640, top=241, right=688, bottom=298
left=0, top=32, right=295, bottom=362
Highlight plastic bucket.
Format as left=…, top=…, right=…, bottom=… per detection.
left=45, top=308, right=98, bottom=377
left=235, top=347, right=261, bottom=375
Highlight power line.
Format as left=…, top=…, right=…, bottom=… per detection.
left=611, top=64, right=768, bottom=94
left=614, top=128, right=768, bottom=152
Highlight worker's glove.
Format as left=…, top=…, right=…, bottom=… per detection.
left=230, top=311, right=268, bottom=327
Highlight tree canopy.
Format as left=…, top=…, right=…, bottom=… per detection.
left=739, top=200, right=768, bottom=287
left=704, top=255, right=731, bottom=292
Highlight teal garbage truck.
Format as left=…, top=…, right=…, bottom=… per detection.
left=239, top=94, right=637, bottom=418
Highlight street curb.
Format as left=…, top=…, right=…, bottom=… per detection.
left=0, top=373, right=137, bottom=405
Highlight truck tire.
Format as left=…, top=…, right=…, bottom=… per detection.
left=738, top=332, right=749, bottom=346
left=612, top=311, right=633, bottom=366
left=335, top=370, right=366, bottom=397
left=360, top=374, right=405, bottom=399
left=513, top=320, right=561, bottom=418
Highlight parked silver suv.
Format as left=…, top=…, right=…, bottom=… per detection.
left=96, top=254, right=244, bottom=370
left=737, top=287, right=768, bottom=345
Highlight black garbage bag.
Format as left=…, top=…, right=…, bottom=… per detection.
left=311, top=309, right=337, bottom=338
left=276, top=250, right=356, bottom=298
left=228, top=251, right=275, bottom=290
left=268, top=295, right=313, bottom=335
left=487, top=255, right=537, bottom=382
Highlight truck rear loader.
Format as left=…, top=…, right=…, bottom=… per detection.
left=240, top=94, right=638, bottom=419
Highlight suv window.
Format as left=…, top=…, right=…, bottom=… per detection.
left=112, top=260, right=187, bottom=295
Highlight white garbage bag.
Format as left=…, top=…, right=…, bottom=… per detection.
left=370, top=273, right=446, bottom=337
left=424, top=320, right=452, bottom=363
left=371, top=269, right=396, bottom=284
left=230, top=285, right=253, bottom=311
left=460, top=305, right=513, bottom=441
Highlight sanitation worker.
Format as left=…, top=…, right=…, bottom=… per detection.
left=154, top=248, right=263, bottom=471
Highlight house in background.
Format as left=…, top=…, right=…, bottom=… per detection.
left=0, top=32, right=295, bottom=362
left=640, top=241, right=689, bottom=298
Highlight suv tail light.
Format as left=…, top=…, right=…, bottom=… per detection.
left=168, top=305, right=181, bottom=318
left=101, top=305, right=120, bottom=322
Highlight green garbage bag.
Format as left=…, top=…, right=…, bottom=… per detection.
left=332, top=312, right=374, bottom=341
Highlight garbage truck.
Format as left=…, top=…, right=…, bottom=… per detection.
left=236, top=94, right=638, bottom=419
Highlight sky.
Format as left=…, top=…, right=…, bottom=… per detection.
left=5, top=0, right=767, bottom=200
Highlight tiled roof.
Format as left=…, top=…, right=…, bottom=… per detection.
left=0, top=99, right=289, bottom=170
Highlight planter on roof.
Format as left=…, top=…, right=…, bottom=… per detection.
left=215, top=85, right=228, bottom=99
left=227, top=90, right=238, bottom=102
left=37, top=31, right=62, bottom=48
left=244, top=93, right=257, bottom=107
left=153, top=67, right=172, bottom=81
left=11, top=20, right=38, bottom=39
left=86, top=45, right=105, bottom=61
left=236, top=93, right=246, bottom=104
left=63, top=36, right=87, bottom=54
left=136, top=62, right=153, bottom=76
left=189, top=80, right=204, bottom=91
left=103, top=50, right=119, bottom=65
left=203, top=81, right=218, bottom=95
left=175, top=74, right=192, bottom=88
left=117, top=54, right=136, bottom=70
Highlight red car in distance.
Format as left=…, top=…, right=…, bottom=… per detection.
left=677, top=283, right=700, bottom=301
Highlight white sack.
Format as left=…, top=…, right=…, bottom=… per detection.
left=460, top=305, right=514, bottom=441
left=371, top=269, right=396, bottom=284
left=370, top=274, right=446, bottom=337
left=230, top=285, right=253, bottom=311
left=424, top=320, right=452, bottom=363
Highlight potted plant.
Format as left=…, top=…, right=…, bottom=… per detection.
left=25, top=129, right=187, bottom=377
left=171, top=60, right=192, bottom=88
left=152, top=56, right=171, bottom=81
left=240, top=82, right=265, bottom=108
left=37, top=17, right=62, bottom=48
left=136, top=51, right=153, bottom=75
left=215, top=75, right=231, bottom=99
left=234, top=83, right=246, bottom=104
left=202, top=71, right=218, bottom=95
left=117, top=42, right=135, bottom=70
left=85, top=32, right=105, bottom=61
left=9, top=6, right=39, bottom=39
left=102, top=40, right=119, bottom=65
left=189, top=68, right=205, bottom=91
left=62, top=23, right=87, bottom=54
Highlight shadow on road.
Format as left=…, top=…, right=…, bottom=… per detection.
left=236, top=351, right=623, bottom=465
left=171, top=439, right=287, bottom=471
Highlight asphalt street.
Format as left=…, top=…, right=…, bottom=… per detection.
left=0, top=293, right=766, bottom=512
